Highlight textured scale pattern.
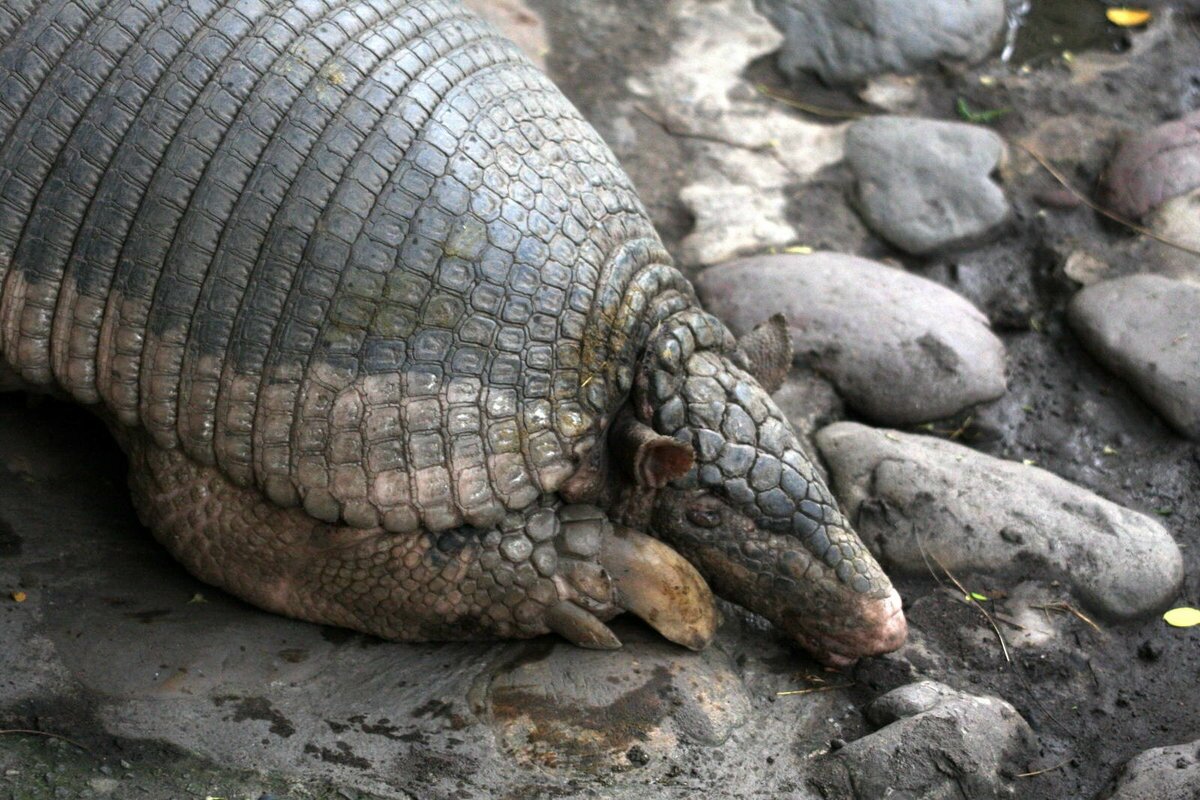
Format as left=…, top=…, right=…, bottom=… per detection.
left=0, top=0, right=695, bottom=534
left=638, top=309, right=883, bottom=594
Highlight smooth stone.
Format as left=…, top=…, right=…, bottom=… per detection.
left=757, top=0, right=1005, bottom=86
left=1103, top=110, right=1200, bottom=220
left=696, top=253, right=1007, bottom=425
left=816, top=423, right=1185, bottom=619
left=807, top=681, right=1036, bottom=799
left=846, top=116, right=1012, bottom=254
left=1100, top=739, right=1200, bottom=800
left=1068, top=274, right=1200, bottom=440
left=1146, top=188, right=1200, bottom=283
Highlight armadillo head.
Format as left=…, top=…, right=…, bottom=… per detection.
left=612, top=313, right=906, bottom=666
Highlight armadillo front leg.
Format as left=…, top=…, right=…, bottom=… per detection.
left=126, top=432, right=715, bottom=648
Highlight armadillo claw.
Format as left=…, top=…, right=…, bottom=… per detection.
left=602, top=525, right=719, bottom=652
left=545, top=601, right=623, bottom=649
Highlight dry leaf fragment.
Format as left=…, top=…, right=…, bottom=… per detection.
left=1106, top=8, right=1152, bottom=27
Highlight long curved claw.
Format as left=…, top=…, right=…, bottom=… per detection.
left=602, top=526, right=719, bottom=651
left=545, top=601, right=623, bottom=650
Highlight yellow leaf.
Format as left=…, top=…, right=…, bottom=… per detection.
left=783, top=245, right=813, bottom=255
left=11, top=591, right=26, bottom=603
left=1163, top=607, right=1200, bottom=628
left=1106, top=8, right=1152, bottom=27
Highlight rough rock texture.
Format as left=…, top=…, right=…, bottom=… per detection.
left=695, top=253, right=1007, bottom=425
left=807, top=681, right=1036, bottom=799
left=1100, top=739, right=1200, bottom=800
left=756, top=0, right=1006, bottom=86
left=1147, top=188, right=1200, bottom=283
left=1103, top=110, right=1200, bottom=220
left=1068, top=275, right=1200, bottom=440
left=846, top=117, right=1012, bottom=254
left=816, top=423, right=1185, bottom=619
left=627, top=0, right=847, bottom=265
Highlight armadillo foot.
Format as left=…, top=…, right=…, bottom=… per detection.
left=126, top=433, right=717, bottom=648
left=601, top=525, right=718, bottom=651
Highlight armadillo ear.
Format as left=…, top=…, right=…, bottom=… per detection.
left=611, top=411, right=695, bottom=488
left=737, top=313, right=792, bottom=394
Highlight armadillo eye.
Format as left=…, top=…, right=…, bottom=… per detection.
left=687, top=506, right=721, bottom=528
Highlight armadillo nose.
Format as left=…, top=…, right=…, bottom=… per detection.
left=863, top=589, right=908, bottom=655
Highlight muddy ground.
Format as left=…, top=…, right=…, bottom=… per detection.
left=3, top=1, right=1200, bottom=798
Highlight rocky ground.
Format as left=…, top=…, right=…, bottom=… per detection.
left=3, top=0, right=1200, bottom=798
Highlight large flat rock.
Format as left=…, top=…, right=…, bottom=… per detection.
left=816, top=422, right=1185, bottom=619
left=0, top=397, right=848, bottom=799
left=696, top=253, right=1007, bottom=425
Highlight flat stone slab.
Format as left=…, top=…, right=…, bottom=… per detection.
left=1069, top=274, right=1200, bottom=440
left=757, top=0, right=1005, bottom=86
left=846, top=116, right=1011, bottom=254
left=816, top=422, right=1185, bottom=619
left=695, top=253, right=1007, bottom=425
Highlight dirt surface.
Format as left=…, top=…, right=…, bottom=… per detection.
left=3, top=1, right=1200, bottom=798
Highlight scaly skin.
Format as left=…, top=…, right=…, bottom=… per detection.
left=0, top=0, right=905, bottom=663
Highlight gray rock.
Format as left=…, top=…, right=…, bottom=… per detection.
left=1103, top=110, right=1200, bottom=220
left=696, top=253, right=1007, bottom=425
left=1068, top=275, right=1200, bottom=440
left=846, top=116, right=1012, bottom=254
left=808, top=681, right=1036, bottom=799
left=480, top=629, right=751, bottom=770
left=1100, top=739, right=1200, bottom=800
left=816, top=422, right=1185, bottom=619
left=1147, top=188, right=1200, bottom=283
left=758, top=0, right=1006, bottom=85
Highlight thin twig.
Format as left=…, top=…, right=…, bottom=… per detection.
left=754, top=84, right=871, bottom=120
left=929, top=552, right=1011, bottom=662
left=1032, top=602, right=1102, bottom=634
left=1017, top=759, right=1071, bottom=778
left=1017, top=143, right=1200, bottom=258
left=0, top=728, right=90, bottom=754
left=776, top=683, right=855, bottom=697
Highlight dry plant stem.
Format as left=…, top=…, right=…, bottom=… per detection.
left=1018, top=143, right=1200, bottom=258
left=1032, top=602, right=1102, bottom=634
left=776, top=684, right=855, bottom=697
left=1017, top=762, right=1075, bottom=777
left=754, top=84, right=871, bottom=120
left=927, top=552, right=1011, bottom=662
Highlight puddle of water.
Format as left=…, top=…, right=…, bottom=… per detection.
left=1006, top=0, right=1132, bottom=66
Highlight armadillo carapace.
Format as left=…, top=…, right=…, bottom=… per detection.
left=0, top=0, right=905, bottom=665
